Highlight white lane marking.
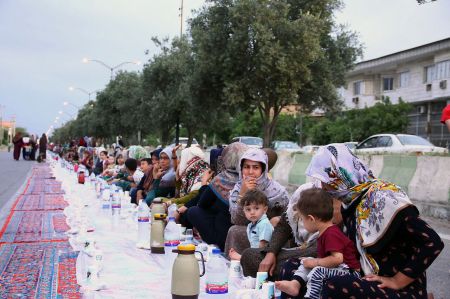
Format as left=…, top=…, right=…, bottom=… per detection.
left=438, top=233, right=450, bottom=241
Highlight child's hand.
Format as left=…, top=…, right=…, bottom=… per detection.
left=302, top=258, right=318, bottom=269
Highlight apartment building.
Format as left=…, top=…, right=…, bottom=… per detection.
left=341, top=38, right=450, bottom=147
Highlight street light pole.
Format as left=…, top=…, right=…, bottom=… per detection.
left=59, top=110, right=75, bottom=119
left=63, top=101, right=81, bottom=110
left=82, top=58, right=140, bottom=80
left=68, top=87, right=101, bottom=101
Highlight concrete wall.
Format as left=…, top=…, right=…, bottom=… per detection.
left=271, top=152, right=450, bottom=219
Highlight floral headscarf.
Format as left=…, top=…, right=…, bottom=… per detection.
left=306, top=143, right=413, bottom=275
left=229, top=148, right=289, bottom=225
left=178, top=146, right=209, bottom=195
left=209, top=142, right=248, bottom=205
left=128, top=145, right=149, bottom=160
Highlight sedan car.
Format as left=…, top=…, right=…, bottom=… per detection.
left=169, top=137, right=199, bottom=149
left=301, top=145, right=320, bottom=154
left=344, top=142, right=358, bottom=151
left=230, top=136, right=263, bottom=149
left=355, top=134, right=448, bottom=154
left=272, top=141, right=301, bottom=152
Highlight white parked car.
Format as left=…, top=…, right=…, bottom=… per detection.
left=344, top=142, right=358, bottom=152
left=230, top=136, right=263, bottom=149
left=169, top=137, right=199, bottom=149
left=301, top=145, right=320, bottom=154
left=355, top=134, right=448, bottom=154
left=272, top=141, right=301, bottom=152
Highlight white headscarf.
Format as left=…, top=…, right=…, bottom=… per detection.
left=286, top=182, right=320, bottom=245
left=229, top=148, right=289, bottom=225
left=159, top=146, right=176, bottom=188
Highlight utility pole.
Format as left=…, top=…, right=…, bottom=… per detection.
left=180, top=0, right=184, bottom=37
left=175, top=0, right=184, bottom=146
left=11, top=115, right=16, bottom=141
left=0, top=105, right=4, bottom=145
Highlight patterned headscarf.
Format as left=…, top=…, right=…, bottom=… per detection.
left=159, top=146, right=176, bottom=188
left=209, top=142, right=248, bottom=205
left=306, top=143, right=413, bottom=275
left=229, top=148, right=289, bottom=225
left=178, top=146, right=209, bottom=195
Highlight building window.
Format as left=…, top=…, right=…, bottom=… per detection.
left=383, top=77, right=394, bottom=91
left=353, top=81, right=364, bottom=95
left=436, top=60, right=450, bottom=80
left=425, top=65, right=435, bottom=83
left=399, top=71, right=410, bottom=88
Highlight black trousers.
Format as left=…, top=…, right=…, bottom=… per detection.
left=186, top=206, right=232, bottom=251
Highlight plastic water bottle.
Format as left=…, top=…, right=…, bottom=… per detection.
left=111, top=189, right=121, bottom=220
left=84, top=169, right=90, bottom=185
left=168, top=204, right=177, bottom=219
left=183, top=228, right=195, bottom=245
left=90, top=173, right=96, bottom=189
left=205, top=249, right=228, bottom=294
left=164, top=217, right=180, bottom=246
left=136, top=201, right=150, bottom=248
left=101, top=185, right=111, bottom=216
left=96, top=179, right=104, bottom=199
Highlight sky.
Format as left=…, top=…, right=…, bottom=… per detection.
left=1, top=0, right=450, bottom=136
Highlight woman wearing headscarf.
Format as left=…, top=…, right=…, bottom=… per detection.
left=131, top=149, right=162, bottom=204
left=306, top=144, right=443, bottom=298
left=80, top=149, right=94, bottom=174
left=38, top=133, right=48, bottom=161
left=166, top=146, right=209, bottom=206
left=224, top=148, right=289, bottom=255
left=239, top=182, right=326, bottom=282
left=185, top=142, right=248, bottom=250
left=12, top=132, right=23, bottom=161
left=144, top=146, right=176, bottom=205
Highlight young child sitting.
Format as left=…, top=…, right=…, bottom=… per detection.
left=275, top=188, right=360, bottom=299
left=229, top=189, right=273, bottom=261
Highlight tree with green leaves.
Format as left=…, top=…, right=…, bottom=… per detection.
left=190, top=0, right=361, bottom=147
left=92, top=71, right=143, bottom=141
left=306, top=98, right=413, bottom=145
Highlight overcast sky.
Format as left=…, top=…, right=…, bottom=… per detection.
left=1, top=0, right=449, bottom=136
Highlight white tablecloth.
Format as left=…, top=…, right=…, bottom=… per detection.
left=51, top=162, right=243, bottom=299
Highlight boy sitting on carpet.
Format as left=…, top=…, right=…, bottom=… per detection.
left=275, top=188, right=360, bottom=299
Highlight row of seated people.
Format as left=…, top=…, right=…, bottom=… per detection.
left=74, top=142, right=443, bottom=299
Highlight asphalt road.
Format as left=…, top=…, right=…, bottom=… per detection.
left=0, top=150, right=448, bottom=297
left=0, top=151, right=34, bottom=222
left=422, top=216, right=450, bottom=299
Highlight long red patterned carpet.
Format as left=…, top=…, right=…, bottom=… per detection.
left=0, top=164, right=81, bottom=298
